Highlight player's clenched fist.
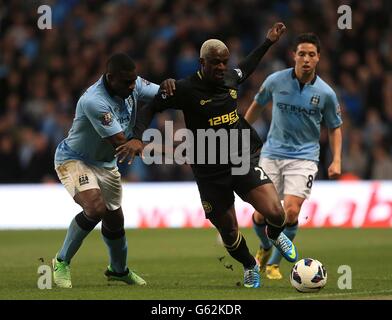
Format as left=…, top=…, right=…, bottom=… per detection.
left=328, top=160, right=341, bottom=180
left=266, top=22, right=286, bottom=43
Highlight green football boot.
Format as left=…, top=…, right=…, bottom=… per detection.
left=52, top=254, right=72, bottom=288
left=104, top=266, right=147, bottom=286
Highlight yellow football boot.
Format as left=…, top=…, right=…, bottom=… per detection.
left=266, top=264, right=283, bottom=280
left=255, top=247, right=272, bottom=273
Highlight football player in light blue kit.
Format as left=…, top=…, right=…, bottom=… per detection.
left=52, top=53, right=174, bottom=288
left=245, top=33, right=342, bottom=279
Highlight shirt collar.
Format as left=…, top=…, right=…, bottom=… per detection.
left=291, top=68, right=317, bottom=85
left=196, top=70, right=225, bottom=89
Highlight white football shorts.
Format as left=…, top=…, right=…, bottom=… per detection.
left=259, top=157, right=318, bottom=200
left=55, top=160, right=122, bottom=211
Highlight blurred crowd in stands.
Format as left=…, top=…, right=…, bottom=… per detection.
left=1, top=0, right=391, bottom=183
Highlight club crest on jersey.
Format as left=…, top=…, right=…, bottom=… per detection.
left=126, top=97, right=134, bottom=108
left=202, top=201, right=213, bottom=214
left=310, top=94, right=320, bottom=106
left=229, top=89, right=237, bottom=99
left=234, top=68, right=243, bottom=79
left=141, top=78, right=151, bottom=85
left=79, top=174, right=89, bottom=186
left=101, top=112, right=113, bottom=126
left=336, top=104, right=342, bottom=116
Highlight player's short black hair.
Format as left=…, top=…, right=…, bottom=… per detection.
left=293, top=33, right=321, bottom=53
left=106, top=53, right=135, bottom=74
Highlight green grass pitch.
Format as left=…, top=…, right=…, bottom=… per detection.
left=0, top=228, right=391, bottom=300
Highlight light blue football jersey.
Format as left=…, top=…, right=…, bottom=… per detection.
left=55, top=75, right=159, bottom=168
left=254, top=68, right=342, bottom=162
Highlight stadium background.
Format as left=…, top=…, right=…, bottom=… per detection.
left=0, top=0, right=392, bottom=300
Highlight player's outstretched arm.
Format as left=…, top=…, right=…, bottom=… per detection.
left=327, top=126, right=342, bottom=179
left=237, top=22, right=286, bottom=82
left=133, top=79, right=182, bottom=140
left=113, top=102, right=157, bottom=165
left=244, top=100, right=262, bottom=125
left=133, top=100, right=160, bottom=141
left=115, top=90, right=174, bottom=164
left=266, top=22, right=286, bottom=43
left=116, top=79, right=183, bottom=165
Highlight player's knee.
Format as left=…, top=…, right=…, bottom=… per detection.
left=102, top=209, right=124, bottom=231
left=220, top=228, right=238, bottom=247
left=253, top=211, right=265, bottom=224
left=264, top=202, right=285, bottom=226
left=285, top=205, right=300, bottom=224
left=84, top=199, right=107, bottom=219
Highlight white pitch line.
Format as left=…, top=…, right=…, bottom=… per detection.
left=275, top=289, right=392, bottom=300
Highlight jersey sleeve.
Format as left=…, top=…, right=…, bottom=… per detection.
left=151, top=80, right=184, bottom=112
left=254, top=74, right=274, bottom=107
left=323, top=90, right=343, bottom=128
left=133, top=81, right=185, bottom=140
left=82, top=98, right=123, bottom=138
left=135, top=76, right=160, bottom=103
left=236, top=39, right=273, bottom=83
left=229, top=68, right=245, bottom=83
left=224, top=40, right=274, bottom=86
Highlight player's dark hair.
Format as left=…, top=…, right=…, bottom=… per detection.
left=293, top=33, right=321, bottom=53
left=106, top=53, right=135, bottom=74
